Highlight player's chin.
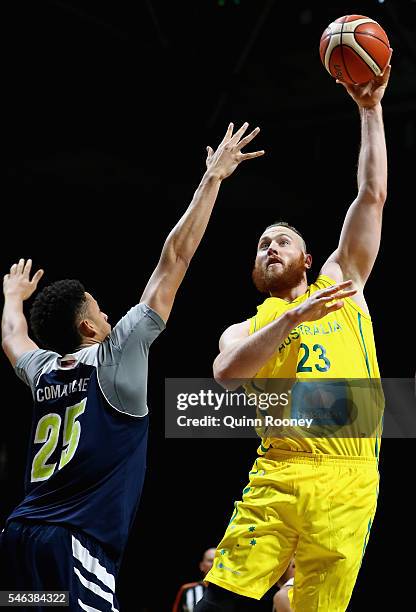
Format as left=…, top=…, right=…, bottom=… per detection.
left=266, top=266, right=284, bottom=280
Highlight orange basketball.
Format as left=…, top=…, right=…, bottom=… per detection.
left=319, top=15, right=390, bottom=84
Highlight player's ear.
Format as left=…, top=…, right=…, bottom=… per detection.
left=305, top=253, right=312, bottom=270
left=78, top=318, right=96, bottom=338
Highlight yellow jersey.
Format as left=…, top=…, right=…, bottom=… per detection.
left=245, top=275, right=383, bottom=457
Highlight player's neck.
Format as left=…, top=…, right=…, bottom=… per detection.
left=269, top=277, right=308, bottom=302
left=78, top=337, right=101, bottom=348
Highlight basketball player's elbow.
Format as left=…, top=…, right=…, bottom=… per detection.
left=163, top=238, right=192, bottom=271
left=213, top=357, right=230, bottom=385
left=1, top=336, right=18, bottom=366
left=213, top=356, right=242, bottom=391
left=358, top=182, right=387, bottom=207
left=174, top=250, right=192, bottom=270
left=2, top=329, right=21, bottom=351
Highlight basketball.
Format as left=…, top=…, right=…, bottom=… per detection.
left=320, top=15, right=390, bottom=84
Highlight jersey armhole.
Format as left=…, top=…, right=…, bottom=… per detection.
left=316, top=274, right=372, bottom=322
left=95, top=370, right=149, bottom=420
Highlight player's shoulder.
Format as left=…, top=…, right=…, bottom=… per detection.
left=15, top=348, right=60, bottom=388
left=249, top=294, right=290, bottom=329
left=108, top=302, right=166, bottom=349
left=251, top=296, right=280, bottom=321
left=308, top=273, right=338, bottom=293
left=16, top=348, right=58, bottom=372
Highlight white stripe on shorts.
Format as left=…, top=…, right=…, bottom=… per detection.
left=72, top=535, right=115, bottom=592
left=74, top=568, right=119, bottom=612
left=186, top=588, right=194, bottom=609
left=194, top=584, right=204, bottom=603
left=78, top=599, right=102, bottom=612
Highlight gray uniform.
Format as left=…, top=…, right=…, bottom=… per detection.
left=15, top=302, right=166, bottom=416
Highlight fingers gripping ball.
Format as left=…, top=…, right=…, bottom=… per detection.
left=319, top=15, right=390, bottom=84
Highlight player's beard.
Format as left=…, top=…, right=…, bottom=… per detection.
left=252, top=253, right=306, bottom=295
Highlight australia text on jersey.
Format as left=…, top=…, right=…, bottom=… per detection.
left=278, top=320, right=342, bottom=353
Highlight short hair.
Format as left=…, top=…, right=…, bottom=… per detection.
left=30, top=279, right=88, bottom=356
left=264, top=220, right=307, bottom=252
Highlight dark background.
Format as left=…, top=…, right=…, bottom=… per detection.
left=2, top=0, right=416, bottom=610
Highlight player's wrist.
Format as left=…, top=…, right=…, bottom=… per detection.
left=4, top=291, right=25, bottom=302
left=203, top=169, right=224, bottom=183
left=284, top=307, right=303, bottom=327
left=358, top=102, right=383, bottom=113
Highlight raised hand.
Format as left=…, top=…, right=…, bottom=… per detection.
left=205, top=122, right=264, bottom=180
left=3, top=259, right=44, bottom=300
left=294, top=280, right=357, bottom=323
left=336, top=52, right=392, bottom=108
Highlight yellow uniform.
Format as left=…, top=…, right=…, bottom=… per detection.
left=205, top=275, right=381, bottom=611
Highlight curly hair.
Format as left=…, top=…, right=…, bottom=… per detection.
left=30, top=279, right=88, bottom=356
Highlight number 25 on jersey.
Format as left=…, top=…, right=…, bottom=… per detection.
left=31, top=398, right=86, bottom=482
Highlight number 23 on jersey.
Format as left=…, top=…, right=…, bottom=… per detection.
left=297, top=343, right=331, bottom=373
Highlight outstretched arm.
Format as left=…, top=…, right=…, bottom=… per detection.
left=321, top=60, right=392, bottom=289
left=141, top=122, right=264, bottom=322
left=2, top=259, right=44, bottom=367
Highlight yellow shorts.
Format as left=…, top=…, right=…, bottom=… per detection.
left=205, top=449, right=379, bottom=612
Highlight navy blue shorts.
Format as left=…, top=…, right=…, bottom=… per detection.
left=0, top=521, right=120, bottom=612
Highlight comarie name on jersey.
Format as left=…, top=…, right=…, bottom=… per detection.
left=36, top=376, right=90, bottom=402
